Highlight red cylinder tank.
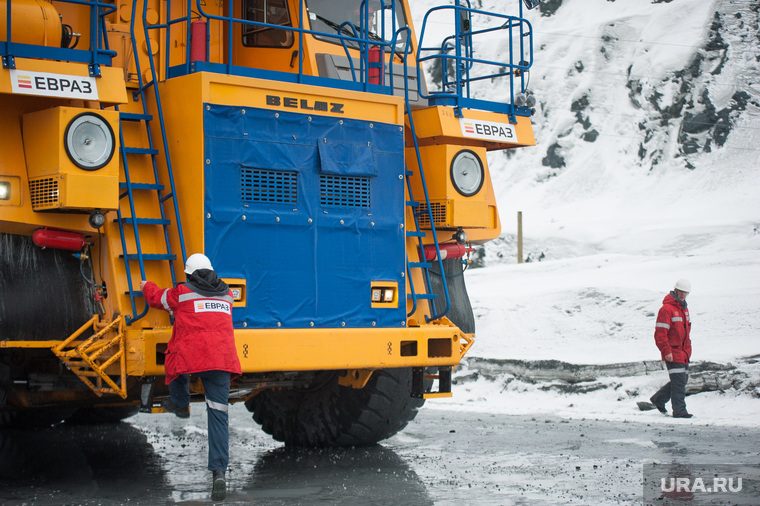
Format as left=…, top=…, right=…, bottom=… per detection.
left=32, top=227, right=87, bottom=251
left=422, top=243, right=470, bottom=262
left=190, top=20, right=207, bottom=63
left=368, top=45, right=384, bottom=85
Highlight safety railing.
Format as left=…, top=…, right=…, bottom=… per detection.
left=142, top=0, right=407, bottom=95
left=2, top=0, right=116, bottom=73
left=416, top=0, right=534, bottom=117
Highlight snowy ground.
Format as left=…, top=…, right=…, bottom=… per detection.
left=428, top=237, right=760, bottom=428
left=409, top=0, right=760, bottom=431
left=435, top=156, right=760, bottom=427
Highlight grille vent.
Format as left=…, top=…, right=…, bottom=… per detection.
left=29, top=177, right=59, bottom=210
left=417, top=202, right=447, bottom=226
left=241, top=168, right=298, bottom=204
left=319, top=175, right=370, bottom=208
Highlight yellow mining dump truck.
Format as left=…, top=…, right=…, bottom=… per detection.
left=0, top=0, right=537, bottom=444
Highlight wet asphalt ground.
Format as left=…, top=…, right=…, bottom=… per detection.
left=1, top=404, right=759, bottom=505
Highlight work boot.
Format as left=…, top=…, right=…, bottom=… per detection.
left=649, top=396, right=668, bottom=415
left=161, top=398, right=190, bottom=419
left=673, top=412, right=693, bottom=419
left=211, top=470, right=226, bottom=501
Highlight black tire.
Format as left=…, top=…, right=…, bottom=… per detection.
left=65, top=405, right=140, bottom=424
left=247, top=368, right=425, bottom=447
left=0, top=408, right=74, bottom=429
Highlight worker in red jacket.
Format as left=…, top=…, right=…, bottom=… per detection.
left=140, top=253, right=242, bottom=501
left=650, top=279, right=693, bottom=419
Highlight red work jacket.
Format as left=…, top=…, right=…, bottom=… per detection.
left=143, top=281, right=242, bottom=384
left=654, top=292, right=692, bottom=363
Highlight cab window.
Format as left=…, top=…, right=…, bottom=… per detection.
left=305, top=0, right=409, bottom=51
left=242, top=0, right=294, bottom=48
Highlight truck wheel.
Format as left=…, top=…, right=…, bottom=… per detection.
left=0, top=408, right=74, bottom=429
left=247, top=368, right=424, bottom=447
left=65, top=406, right=140, bottom=424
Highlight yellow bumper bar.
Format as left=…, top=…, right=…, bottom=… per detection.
left=125, top=318, right=474, bottom=376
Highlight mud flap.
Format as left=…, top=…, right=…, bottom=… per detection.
left=428, top=258, right=475, bottom=334
left=0, top=233, right=96, bottom=341
left=140, top=377, right=156, bottom=413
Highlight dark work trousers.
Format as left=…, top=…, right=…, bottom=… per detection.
left=651, top=362, right=690, bottom=416
left=168, top=370, right=232, bottom=471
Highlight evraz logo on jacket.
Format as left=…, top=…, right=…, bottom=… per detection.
left=193, top=300, right=232, bottom=314
left=177, top=292, right=233, bottom=315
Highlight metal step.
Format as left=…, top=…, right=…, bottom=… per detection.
left=119, top=112, right=153, bottom=122
left=121, top=253, right=176, bottom=261
left=115, top=217, right=170, bottom=226
left=119, top=182, right=165, bottom=191
left=121, top=146, right=159, bottom=156
left=407, top=293, right=438, bottom=300
left=411, top=366, right=452, bottom=399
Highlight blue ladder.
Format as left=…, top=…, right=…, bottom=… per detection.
left=116, top=0, right=188, bottom=325
left=115, top=110, right=181, bottom=325
left=396, top=43, right=451, bottom=322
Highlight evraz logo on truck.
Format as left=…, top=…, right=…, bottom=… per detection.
left=9, top=69, right=99, bottom=100
left=460, top=118, right=517, bottom=143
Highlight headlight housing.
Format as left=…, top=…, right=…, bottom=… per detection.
left=450, top=150, right=484, bottom=197
left=64, top=113, right=116, bottom=171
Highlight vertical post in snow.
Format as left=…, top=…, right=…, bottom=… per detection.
left=517, top=211, right=523, bottom=264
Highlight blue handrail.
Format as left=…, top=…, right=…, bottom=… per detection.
left=416, top=1, right=533, bottom=116
left=2, top=0, right=116, bottom=70
left=140, top=0, right=188, bottom=268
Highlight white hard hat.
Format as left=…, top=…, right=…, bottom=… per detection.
left=674, top=278, right=691, bottom=293
left=185, top=253, right=213, bottom=275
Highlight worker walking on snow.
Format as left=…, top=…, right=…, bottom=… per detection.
left=140, top=253, right=242, bottom=501
left=649, top=279, right=693, bottom=419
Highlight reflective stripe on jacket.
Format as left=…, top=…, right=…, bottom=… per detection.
left=654, top=292, right=692, bottom=363
left=143, top=281, right=242, bottom=384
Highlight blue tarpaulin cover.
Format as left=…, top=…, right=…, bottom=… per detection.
left=203, top=104, right=406, bottom=329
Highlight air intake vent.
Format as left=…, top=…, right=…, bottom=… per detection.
left=417, top=202, right=447, bottom=226
left=319, top=175, right=370, bottom=208
left=241, top=168, right=298, bottom=204
left=29, top=177, right=59, bottom=210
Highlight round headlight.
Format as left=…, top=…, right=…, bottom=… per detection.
left=64, top=113, right=116, bottom=171
left=450, top=150, right=484, bottom=197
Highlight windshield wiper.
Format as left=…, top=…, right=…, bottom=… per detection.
left=313, top=13, right=406, bottom=62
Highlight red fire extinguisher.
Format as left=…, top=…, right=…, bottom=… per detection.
left=190, top=20, right=208, bottom=63
left=32, top=227, right=87, bottom=251
left=368, top=45, right=384, bottom=85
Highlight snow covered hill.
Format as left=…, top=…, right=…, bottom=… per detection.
left=410, top=0, right=760, bottom=424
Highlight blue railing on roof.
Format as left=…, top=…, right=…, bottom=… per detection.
left=2, top=0, right=534, bottom=115
left=144, top=0, right=406, bottom=96
left=416, top=0, right=533, bottom=117
left=2, top=0, right=116, bottom=73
